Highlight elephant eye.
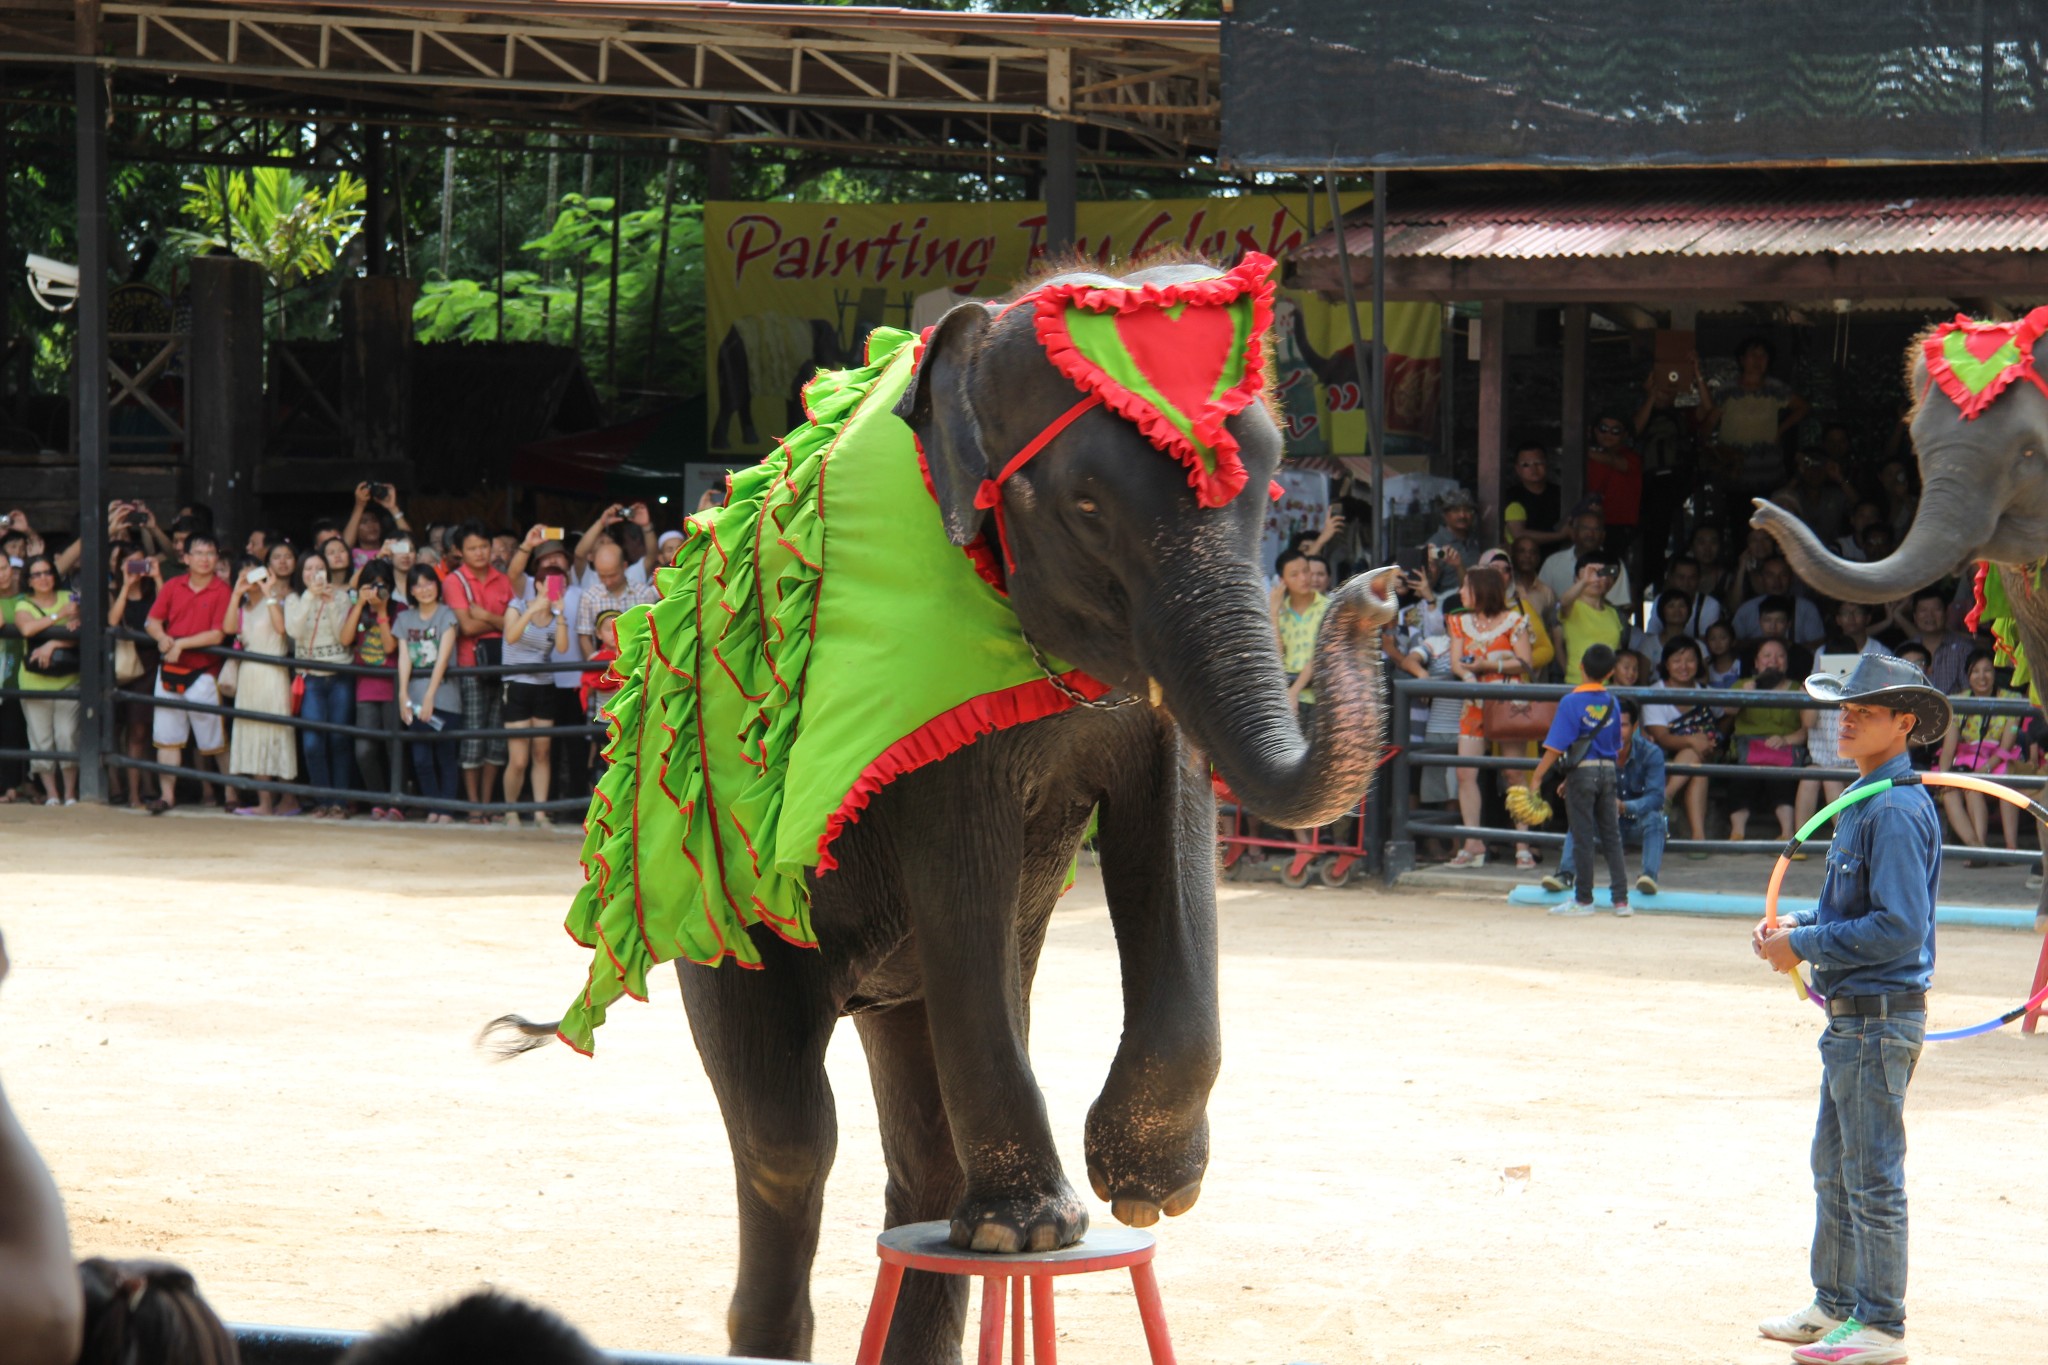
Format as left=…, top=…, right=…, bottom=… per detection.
left=1074, top=496, right=1100, bottom=516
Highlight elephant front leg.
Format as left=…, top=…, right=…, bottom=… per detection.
left=899, top=775, right=1087, bottom=1254
left=1086, top=735, right=1223, bottom=1228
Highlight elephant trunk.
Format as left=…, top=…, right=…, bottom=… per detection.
left=1756, top=475, right=1994, bottom=604
left=1141, top=566, right=1394, bottom=830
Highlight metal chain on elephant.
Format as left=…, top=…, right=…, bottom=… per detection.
left=1024, top=634, right=1143, bottom=710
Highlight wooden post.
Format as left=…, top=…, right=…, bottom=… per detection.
left=1045, top=49, right=1076, bottom=254
left=340, top=276, right=419, bottom=471
left=1561, top=303, right=1588, bottom=513
left=364, top=124, right=385, bottom=276
left=186, top=257, right=265, bottom=541
left=73, top=56, right=108, bottom=802
left=1476, top=299, right=1506, bottom=549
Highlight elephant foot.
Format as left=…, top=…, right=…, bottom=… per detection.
left=1084, top=1102, right=1211, bottom=1230
left=949, top=1180, right=1088, bottom=1253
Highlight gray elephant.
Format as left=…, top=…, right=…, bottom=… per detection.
left=1753, top=311, right=2048, bottom=915
left=494, top=256, right=1395, bottom=1364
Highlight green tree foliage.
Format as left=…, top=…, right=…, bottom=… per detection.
left=173, top=166, right=366, bottom=334
left=414, top=196, right=705, bottom=408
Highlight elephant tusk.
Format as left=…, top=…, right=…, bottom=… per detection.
left=1148, top=677, right=1165, bottom=708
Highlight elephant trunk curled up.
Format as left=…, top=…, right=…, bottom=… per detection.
left=1138, top=559, right=1394, bottom=832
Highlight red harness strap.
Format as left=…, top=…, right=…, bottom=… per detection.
left=973, top=393, right=1102, bottom=573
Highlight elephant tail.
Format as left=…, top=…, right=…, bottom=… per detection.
left=477, top=1014, right=562, bottom=1060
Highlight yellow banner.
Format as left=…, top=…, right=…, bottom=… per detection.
left=705, top=197, right=1441, bottom=462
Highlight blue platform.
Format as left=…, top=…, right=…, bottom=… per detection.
left=1504, top=884, right=2036, bottom=931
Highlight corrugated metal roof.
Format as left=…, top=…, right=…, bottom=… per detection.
left=1298, top=176, right=2048, bottom=261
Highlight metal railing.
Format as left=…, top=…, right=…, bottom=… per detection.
left=0, top=622, right=82, bottom=766
left=105, top=627, right=605, bottom=815
left=1385, top=678, right=2047, bottom=881
left=2, top=621, right=610, bottom=816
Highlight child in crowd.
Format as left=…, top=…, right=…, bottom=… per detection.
left=1525, top=643, right=1628, bottom=916
left=581, top=610, right=624, bottom=786
left=1705, top=620, right=1744, bottom=689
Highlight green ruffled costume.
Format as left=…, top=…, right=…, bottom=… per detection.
left=560, top=328, right=1105, bottom=1054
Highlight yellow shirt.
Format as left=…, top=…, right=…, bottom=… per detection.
left=1560, top=599, right=1622, bottom=684
left=1278, top=592, right=1330, bottom=702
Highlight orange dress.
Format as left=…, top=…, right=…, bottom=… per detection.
left=1449, top=610, right=1529, bottom=737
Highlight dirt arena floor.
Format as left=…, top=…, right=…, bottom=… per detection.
left=3, top=804, right=2044, bottom=1364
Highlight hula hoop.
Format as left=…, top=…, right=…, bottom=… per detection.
left=1763, top=771, right=2048, bottom=1042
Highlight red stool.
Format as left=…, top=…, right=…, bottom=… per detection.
left=2024, top=931, right=2048, bottom=1035
left=853, top=1221, right=1175, bottom=1365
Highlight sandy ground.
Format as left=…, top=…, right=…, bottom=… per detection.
left=2, top=804, right=2044, bottom=1365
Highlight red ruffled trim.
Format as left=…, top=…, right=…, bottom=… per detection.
left=1027, top=253, right=1275, bottom=509
left=914, top=430, right=1008, bottom=595
left=1967, top=560, right=1990, bottom=634
left=814, top=670, right=1113, bottom=873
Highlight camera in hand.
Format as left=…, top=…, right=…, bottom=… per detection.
left=369, top=482, right=391, bottom=503
left=123, top=509, right=148, bottom=528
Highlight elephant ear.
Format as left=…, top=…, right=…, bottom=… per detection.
left=895, top=303, right=994, bottom=548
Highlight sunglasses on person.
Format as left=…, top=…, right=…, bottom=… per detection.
left=1596, top=422, right=1626, bottom=435
left=27, top=567, right=54, bottom=578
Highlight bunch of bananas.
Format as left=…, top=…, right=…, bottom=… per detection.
left=1504, top=784, right=1553, bottom=827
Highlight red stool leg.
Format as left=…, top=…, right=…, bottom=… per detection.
left=854, top=1262, right=906, bottom=1365
left=977, top=1275, right=1007, bottom=1365
left=1128, top=1260, right=1177, bottom=1365
left=2024, top=933, right=2048, bottom=1035
left=1030, top=1272, right=1057, bottom=1365
left=1011, top=1276, right=1026, bottom=1365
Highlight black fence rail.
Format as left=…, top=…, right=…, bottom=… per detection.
left=1, top=620, right=614, bottom=816
left=0, top=621, right=82, bottom=767
left=1385, top=678, right=2047, bottom=881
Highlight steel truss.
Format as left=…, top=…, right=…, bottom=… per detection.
left=0, top=1, right=1221, bottom=171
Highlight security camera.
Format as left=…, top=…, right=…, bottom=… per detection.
left=26, top=254, right=78, bottom=312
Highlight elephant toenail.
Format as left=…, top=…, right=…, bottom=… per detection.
left=1112, top=1198, right=1161, bottom=1228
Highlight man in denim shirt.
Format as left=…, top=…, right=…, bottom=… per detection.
left=1546, top=699, right=1667, bottom=898
left=1753, top=655, right=1948, bottom=1365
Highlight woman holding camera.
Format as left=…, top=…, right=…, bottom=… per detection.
left=499, top=578, right=570, bottom=828
left=11, top=555, right=79, bottom=806
left=344, top=560, right=400, bottom=816
left=286, top=551, right=357, bottom=816
left=224, top=541, right=300, bottom=816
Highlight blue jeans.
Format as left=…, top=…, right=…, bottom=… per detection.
left=407, top=716, right=462, bottom=806
left=297, top=673, right=356, bottom=795
left=1559, top=808, right=1666, bottom=881
left=1811, top=1012, right=1924, bottom=1337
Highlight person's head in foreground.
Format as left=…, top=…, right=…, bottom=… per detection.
left=1804, top=654, right=1953, bottom=768
left=75, top=1257, right=235, bottom=1365
left=1578, top=642, right=1616, bottom=684
left=336, top=1290, right=604, bottom=1365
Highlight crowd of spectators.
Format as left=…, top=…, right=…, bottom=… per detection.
left=0, top=484, right=667, bottom=822
left=1277, top=336, right=2043, bottom=875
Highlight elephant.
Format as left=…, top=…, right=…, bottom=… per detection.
left=1752, top=314, right=2048, bottom=914
left=494, top=257, right=1395, bottom=1364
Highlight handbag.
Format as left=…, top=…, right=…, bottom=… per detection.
left=158, top=663, right=202, bottom=694
left=113, top=637, right=144, bottom=685
left=1742, top=737, right=1798, bottom=768
left=1481, top=697, right=1556, bottom=741
left=23, top=646, right=80, bottom=675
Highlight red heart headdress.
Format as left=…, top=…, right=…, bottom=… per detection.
left=1922, top=307, right=2048, bottom=419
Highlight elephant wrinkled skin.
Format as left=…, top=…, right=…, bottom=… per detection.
left=494, top=259, right=1396, bottom=1365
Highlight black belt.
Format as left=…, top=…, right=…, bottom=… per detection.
left=1826, top=992, right=1927, bottom=1018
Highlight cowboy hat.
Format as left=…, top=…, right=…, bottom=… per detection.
left=1803, top=654, right=1952, bottom=746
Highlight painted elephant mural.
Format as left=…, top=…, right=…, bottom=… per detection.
left=491, top=254, right=1394, bottom=1364
left=1754, top=307, right=2048, bottom=915
left=712, top=314, right=850, bottom=449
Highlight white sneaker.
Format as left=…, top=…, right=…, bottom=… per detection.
left=1759, top=1302, right=1846, bottom=1344
left=1547, top=902, right=1596, bottom=917
left=1791, top=1320, right=1907, bottom=1364
left=1612, top=901, right=1634, bottom=918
